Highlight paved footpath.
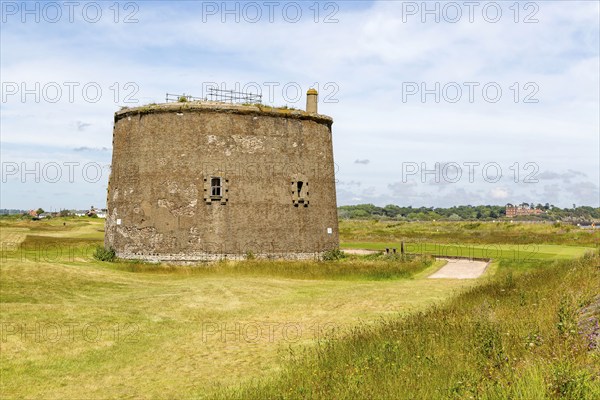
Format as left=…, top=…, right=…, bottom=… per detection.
left=343, top=250, right=489, bottom=279
left=428, top=258, right=489, bottom=279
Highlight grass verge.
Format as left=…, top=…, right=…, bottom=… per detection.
left=109, top=254, right=437, bottom=281
left=218, top=254, right=600, bottom=399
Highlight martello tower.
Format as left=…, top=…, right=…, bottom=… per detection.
left=105, top=89, right=338, bottom=261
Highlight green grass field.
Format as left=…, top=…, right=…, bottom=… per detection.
left=1, top=217, right=598, bottom=399
left=340, top=220, right=598, bottom=262
left=340, top=219, right=600, bottom=246
left=341, top=241, right=593, bottom=260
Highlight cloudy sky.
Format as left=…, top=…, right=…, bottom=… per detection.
left=1, top=1, right=598, bottom=210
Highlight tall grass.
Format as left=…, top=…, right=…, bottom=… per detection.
left=111, top=254, right=435, bottom=281
left=217, top=254, right=600, bottom=399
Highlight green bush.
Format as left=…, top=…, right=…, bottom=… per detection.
left=93, top=246, right=116, bottom=262
left=557, top=295, right=578, bottom=337
left=321, top=248, right=346, bottom=261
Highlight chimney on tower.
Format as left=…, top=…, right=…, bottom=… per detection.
left=306, top=88, right=318, bottom=114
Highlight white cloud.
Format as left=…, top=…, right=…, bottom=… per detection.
left=490, top=187, right=510, bottom=200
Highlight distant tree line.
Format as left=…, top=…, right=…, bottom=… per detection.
left=338, top=204, right=600, bottom=222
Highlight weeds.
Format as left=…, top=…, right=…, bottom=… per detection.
left=557, top=295, right=578, bottom=338
left=93, top=245, right=116, bottom=262
left=321, top=248, right=346, bottom=261
left=550, top=362, right=598, bottom=399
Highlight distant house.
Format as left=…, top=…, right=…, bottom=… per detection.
left=85, top=208, right=107, bottom=218
left=505, top=203, right=544, bottom=218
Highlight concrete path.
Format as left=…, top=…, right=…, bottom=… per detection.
left=428, top=258, right=489, bottom=279
left=341, top=250, right=488, bottom=279
left=343, top=249, right=380, bottom=255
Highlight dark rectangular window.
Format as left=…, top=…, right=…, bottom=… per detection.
left=211, top=177, right=222, bottom=197
left=291, top=179, right=309, bottom=207
left=297, top=181, right=305, bottom=203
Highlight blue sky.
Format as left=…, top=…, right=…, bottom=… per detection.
left=1, top=0, right=598, bottom=210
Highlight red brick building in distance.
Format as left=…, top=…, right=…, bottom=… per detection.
left=505, top=203, right=545, bottom=218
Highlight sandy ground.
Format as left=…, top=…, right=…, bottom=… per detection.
left=428, top=258, right=489, bottom=279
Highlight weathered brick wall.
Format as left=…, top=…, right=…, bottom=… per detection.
left=105, top=102, right=339, bottom=261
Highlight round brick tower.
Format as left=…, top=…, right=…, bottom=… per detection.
left=105, top=91, right=338, bottom=261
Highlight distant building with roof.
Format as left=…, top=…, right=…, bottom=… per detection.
left=505, top=203, right=545, bottom=218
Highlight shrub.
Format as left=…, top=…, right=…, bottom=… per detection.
left=557, top=295, right=578, bottom=337
left=321, top=248, right=346, bottom=261
left=93, top=246, right=116, bottom=262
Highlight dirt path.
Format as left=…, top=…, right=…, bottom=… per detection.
left=428, top=258, right=489, bottom=279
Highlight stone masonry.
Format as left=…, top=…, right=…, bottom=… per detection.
left=105, top=93, right=339, bottom=261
